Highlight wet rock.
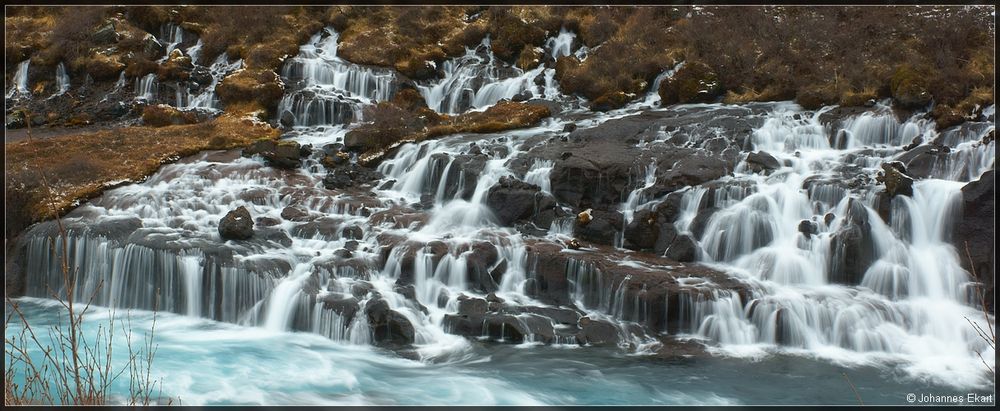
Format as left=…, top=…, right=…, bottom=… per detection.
left=664, top=234, right=698, bottom=262
left=260, top=227, right=293, bottom=247
left=798, top=219, right=818, bottom=237
left=243, top=140, right=302, bottom=169
left=745, top=151, right=781, bottom=174
left=577, top=316, right=620, bottom=346
left=563, top=123, right=577, bottom=133
left=655, top=155, right=730, bottom=193
left=341, top=225, right=363, bottom=240
left=319, top=294, right=360, bottom=324
left=953, top=170, right=995, bottom=311
left=624, top=209, right=660, bottom=251
left=485, top=176, right=547, bottom=226
left=218, top=206, right=253, bottom=240
left=486, top=292, right=505, bottom=304
left=574, top=209, right=623, bottom=246
left=322, top=163, right=383, bottom=190
left=350, top=281, right=374, bottom=299
left=457, top=295, right=488, bottom=316
left=876, top=161, right=914, bottom=197
left=828, top=199, right=875, bottom=285
left=366, top=298, right=415, bottom=345
left=280, top=206, right=310, bottom=222
left=652, top=223, right=680, bottom=255
left=689, top=207, right=718, bottom=239
left=466, top=242, right=500, bottom=293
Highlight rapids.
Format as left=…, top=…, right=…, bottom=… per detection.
left=6, top=25, right=996, bottom=405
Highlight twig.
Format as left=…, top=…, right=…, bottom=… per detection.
left=842, top=372, right=864, bottom=405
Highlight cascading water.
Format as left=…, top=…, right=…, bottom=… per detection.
left=182, top=53, right=243, bottom=109
left=417, top=36, right=558, bottom=114
left=6, top=59, right=31, bottom=99
left=278, top=28, right=398, bottom=127
left=135, top=73, right=158, bottom=102
left=9, top=23, right=995, bottom=404
left=672, top=103, right=995, bottom=388
left=52, top=62, right=70, bottom=97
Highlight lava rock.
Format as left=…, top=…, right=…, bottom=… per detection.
left=745, top=151, right=781, bottom=174
left=218, top=206, right=253, bottom=240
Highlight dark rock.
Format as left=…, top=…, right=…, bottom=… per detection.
left=953, top=170, right=995, bottom=311
left=341, top=225, right=363, bottom=240
left=798, top=220, right=818, bottom=237
left=624, top=209, right=660, bottom=251
left=218, top=206, right=253, bottom=240
left=577, top=316, right=620, bottom=346
left=828, top=199, right=875, bottom=285
left=563, top=123, right=577, bottom=133
left=366, top=298, right=416, bottom=345
left=652, top=223, right=680, bottom=255
left=664, top=234, right=698, bottom=262
left=574, top=209, right=623, bottom=246
left=745, top=151, right=781, bottom=174
left=876, top=161, right=914, bottom=197
left=319, top=295, right=360, bottom=324
left=485, top=176, right=547, bottom=226
left=280, top=206, right=310, bottom=222
left=457, top=296, right=488, bottom=316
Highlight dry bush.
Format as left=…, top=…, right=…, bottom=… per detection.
left=4, top=116, right=174, bottom=406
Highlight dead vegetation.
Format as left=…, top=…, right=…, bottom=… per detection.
left=4, top=109, right=280, bottom=238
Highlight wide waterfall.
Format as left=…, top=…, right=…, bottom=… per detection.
left=6, top=21, right=995, bottom=406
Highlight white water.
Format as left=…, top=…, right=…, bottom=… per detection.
left=52, top=62, right=70, bottom=97
left=672, top=103, right=995, bottom=388
left=134, top=73, right=158, bottom=102
left=10, top=24, right=996, bottom=402
left=7, top=59, right=31, bottom=99
left=278, top=28, right=397, bottom=127
left=418, top=36, right=558, bottom=114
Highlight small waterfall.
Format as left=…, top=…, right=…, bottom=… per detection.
left=158, top=23, right=186, bottom=62
left=545, top=28, right=577, bottom=60
left=185, top=53, right=243, bottom=109
left=641, top=62, right=685, bottom=107
left=523, top=159, right=554, bottom=193
left=278, top=28, right=397, bottom=127
left=417, top=36, right=550, bottom=114
left=52, top=62, right=71, bottom=97
left=134, top=73, right=158, bottom=102
left=677, top=105, right=994, bottom=386
left=6, top=59, right=31, bottom=99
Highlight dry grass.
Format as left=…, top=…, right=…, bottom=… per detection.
left=349, top=100, right=551, bottom=166
left=4, top=110, right=280, bottom=235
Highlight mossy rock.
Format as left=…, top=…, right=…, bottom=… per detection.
left=659, top=61, right=722, bottom=105
left=81, top=54, right=126, bottom=81
left=930, top=105, right=966, bottom=131
left=142, top=104, right=200, bottom=127
left=795, top=85, right=838, bottom=110
left=216, top=69, right=285, bottom=116
left=516, top=46, right=543, bottom=71
left=890, top=65, right=932, bottom=109
left=590, top=91, right=631, bottom=112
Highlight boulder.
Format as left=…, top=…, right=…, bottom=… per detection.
left=218, top=206, right=253, bottom=240
left=664, top=234, right=698, bottom=262
left=828, top=199, right=875, bottom=285
left=365, top=298, right=416, bottom=345
left=624, top=209, right=660, bottom=251
left=876, top=161, right=914, bottom=197
left=574, top=209, right=623, bottom=246
left=658, top=61, right=722, bottom=105
left=242, top=140, right=302, bottom=169
left=577, top=316, right=620, bottom=346
left=484, top=176, right=544, bottom=226
left=745, top=151, right=781, bottom=174
left=952, top=170, right=995, bottom=311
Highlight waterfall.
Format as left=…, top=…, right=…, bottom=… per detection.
left=278, top=28, right=397, bottom=127
left=52, top=62, right=70, bottom=97
left=417, top=36, right=552, bottom=114
left=6, top=59, right=31, bottom=99
left=158, top=23, right=186, bottom=62
left=185, top=53, right=243, bottom=109
left=134, top=73, right=158, bottom=102
left=674, top=104, right=995, bottom=386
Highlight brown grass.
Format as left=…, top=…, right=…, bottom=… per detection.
left=349, top=100, right=551, bottom=166
left=4, top=111, right=280, bottom=234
